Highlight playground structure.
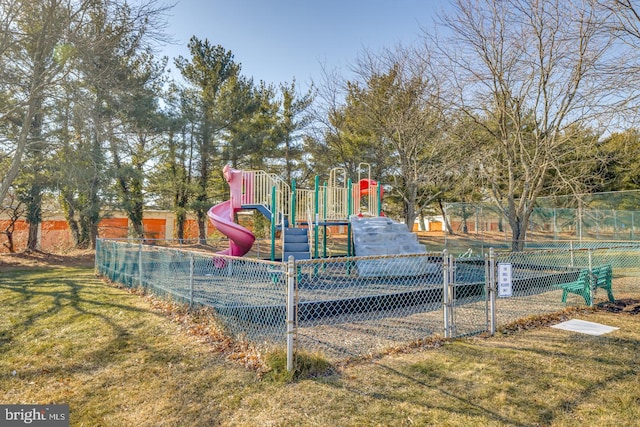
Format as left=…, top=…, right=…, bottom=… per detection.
left=208, top=163, right=392, bottom=262
left=93, top=167, right=640, bottom=364
left=96, top=168, right=640, bottom=360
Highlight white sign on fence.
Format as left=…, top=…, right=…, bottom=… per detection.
left=498, top=262, right=513, bottom=297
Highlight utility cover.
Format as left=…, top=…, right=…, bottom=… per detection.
left=551, top=319, right=619, bottom=336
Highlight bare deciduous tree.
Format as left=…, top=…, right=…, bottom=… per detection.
left=0, top=189, right=25, bottom=253
left=434, top=0, right=630, bottom=250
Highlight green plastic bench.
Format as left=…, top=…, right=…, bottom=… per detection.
left=559, top=269, right=592, bottom=306
left=591, top=264, right=615, bottom=302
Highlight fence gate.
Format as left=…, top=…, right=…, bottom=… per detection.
left=444, top=253, right=490, bottom=338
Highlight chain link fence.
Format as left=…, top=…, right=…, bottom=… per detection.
left=96, top=239, right=640, bottom=365
left=443, top=198, right=640, bottom=255
left=294, top=253, right=446, bottom=359
left=95, top=239, right=287, bottom=343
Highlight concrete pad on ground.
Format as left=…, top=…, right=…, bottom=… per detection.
left=551, top=319, right=619, bottom=336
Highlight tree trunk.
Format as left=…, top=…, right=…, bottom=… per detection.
left=60, top=194, right=81, bottom=247
left=403, top=200, right=417, bottom=232
left=197, top=210, right=207, bottom=244
left=403, top=182, right=418, bottom=232
left=438, top=199, right=454, bottom=235
left=0, top=96, right=37, bottom=204
left=78, top=183, right=101, bottom=249
left=89, top=221, right=99, bottom=249
left=175, top=210, right=186, bottom=240
left=461, top=205, right=469, bottom=234
left=27, top=221, right=39, bottom=251
left=129, top=202, right=144, bottom=239
left=418, top=212, right=427, bottom=232
left=196, top=160, right=210, bottom=244
left=2, top=229, right=15, bottom=253
left=25, top=186, right=42, bottom=251
left=509, top=214, right=527, bottom=252
left=78, top=214, right=92, bottom=249
left=89, top=184, right=101, bottom=249
left=1, top=195, right=23, bottom=253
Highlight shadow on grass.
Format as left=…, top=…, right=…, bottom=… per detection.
left=332, top=360, right=526, bottom=426
left=324, top=327, right=640, bottom=426
left=0, top=268, right=183, bottom=373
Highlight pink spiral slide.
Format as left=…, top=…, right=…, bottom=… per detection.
left=207, top=165, right=255, bottom=257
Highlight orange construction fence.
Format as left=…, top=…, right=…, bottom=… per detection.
left=0, top=211, right=210, bottom=253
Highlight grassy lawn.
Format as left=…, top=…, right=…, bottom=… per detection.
left=1, top=263, right=639, bottom=426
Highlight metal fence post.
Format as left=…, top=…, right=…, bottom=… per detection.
left=443, top=250, right=450, bottom=338
left=189, top=252, right=195, bottom=307
left=448, top=253, right=456, bottom=337
left=110, top=241, right=115, bottom=281
left=588, top=249, right=594, bottom=307
left=286, top=256, right=296, bottom=372
left=109, top=240, right=113, bottom=280
left=95, top=238, right=100, bottom=275
left=138, top=243, right=143, bottom=288
left=570, top=241, right=575, bottom=267
left=488, top=248, right=496, bottom=335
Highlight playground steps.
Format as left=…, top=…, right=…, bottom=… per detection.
left=283, top=227, right=311, bottom=261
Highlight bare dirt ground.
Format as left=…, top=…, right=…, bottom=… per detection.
left=0, top=249, right=95, bottom=270
left=598, top=298, right=640, bottom=314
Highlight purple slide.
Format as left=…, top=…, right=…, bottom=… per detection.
left=207, top=165, right=256, bottom=257
left=207, top=200, right=255, bottom=256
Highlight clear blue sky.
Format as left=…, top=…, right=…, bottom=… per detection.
left=162, top=0, right=452, bottom=90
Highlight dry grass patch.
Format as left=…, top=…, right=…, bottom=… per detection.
left=0, top=266, right=262, bottom=426
left=2, top=260, right=640, bottom=426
